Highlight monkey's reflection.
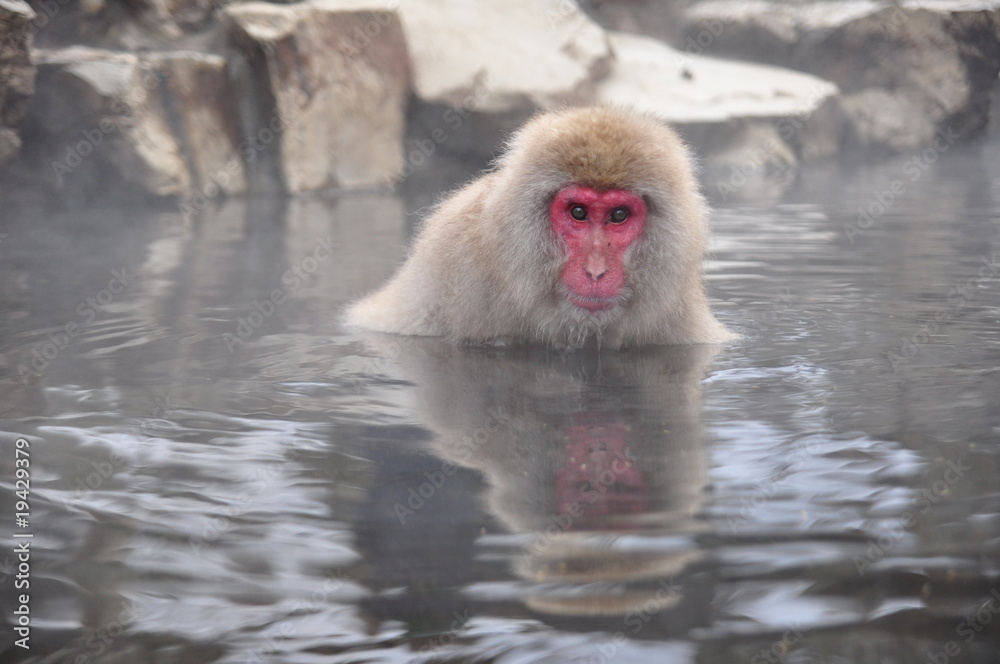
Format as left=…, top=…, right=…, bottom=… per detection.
left=555, top=411, right=650, bottom=525
left=357, top=337, right=717, bottom=631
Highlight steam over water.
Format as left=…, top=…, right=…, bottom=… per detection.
left=2, top=137, right=1000, bottom=663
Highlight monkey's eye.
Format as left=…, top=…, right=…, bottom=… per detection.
left=569, top=204, right=588, bottom=221
left=609, top=207, right=629, bottom=224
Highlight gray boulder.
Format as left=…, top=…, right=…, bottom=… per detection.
left=0, top=0, right=37, bottom=172
left=681, top=1, right=1000, bottom=152
left=595, top=31, right=839, bottom=196
left=222, top=1, right=410, bottom=193
left=23, top=46, right=246, bottom=198
left=322, top=0, right=612, bottom=111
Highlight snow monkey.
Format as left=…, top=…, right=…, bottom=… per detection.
left=346, top=106, right=733, bottom=349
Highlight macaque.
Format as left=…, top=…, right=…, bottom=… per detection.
left=345, top=106, right=733, bottom=349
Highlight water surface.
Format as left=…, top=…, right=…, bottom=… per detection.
left=2, top=138, right=1000, bottom=663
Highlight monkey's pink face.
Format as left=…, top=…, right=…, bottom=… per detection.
left=549, top=185, right=647, bottom=312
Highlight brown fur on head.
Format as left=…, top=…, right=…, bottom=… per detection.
left=509, top=106, right=692, bottom=193
left=345, top=106, right=734, bottom=349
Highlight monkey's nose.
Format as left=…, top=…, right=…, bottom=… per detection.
left=585, top=258, right=607, bottom=281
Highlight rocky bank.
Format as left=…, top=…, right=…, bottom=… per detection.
left=0, top=0, right=997, bottom=203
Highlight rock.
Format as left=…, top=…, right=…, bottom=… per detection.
left=991, top=74, right=1000, bottom=134
left=31, top=0, right=182, bottom=50
left=0, top=0, right=37, bottom=171
left=594, top=31, right=839, bottom=171
left=30, top=0, right=225, bottom=50
left=390, top=0, right=837, bottom=182
left=838, top=88, right=935, bottom=151
left=222, top=1, right=409, bottom=193
left=598, top=31, right=837, bottom=122
left=320, top=0, right=613, bottom=185
left=326, top=0, right=612, bottom=112
left=147, top=50, right=249, bottom=199
left=681, top=1, right=1000, bottom=153
left=20, top=46, right=245, bottom=199
left=583, top=0, right=696, bottom=46
left=159, top=0, right=219, bottom=31
left=398, top=0, right=612, bottom=112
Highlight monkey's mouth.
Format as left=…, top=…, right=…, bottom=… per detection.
left=569, top=294, right=618, bottom=312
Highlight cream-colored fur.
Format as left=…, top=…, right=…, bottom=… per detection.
left=345, top=106, right=734, bottom=349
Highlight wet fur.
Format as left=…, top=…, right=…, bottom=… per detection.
left=345, top=106, right=734, bottom=349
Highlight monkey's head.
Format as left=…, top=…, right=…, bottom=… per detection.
left=491, top=106, right=712, bottom=345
